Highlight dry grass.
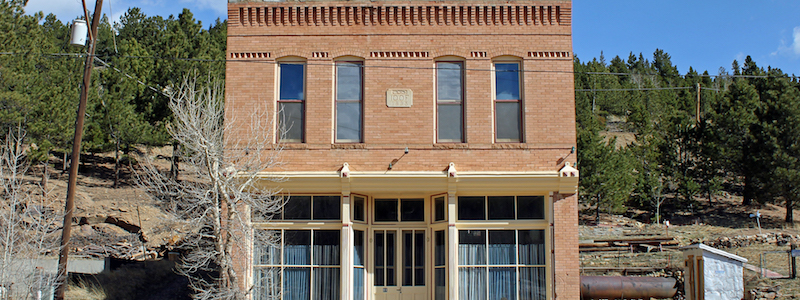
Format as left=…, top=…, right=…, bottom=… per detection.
left=67, top=259, right=190, bottom=300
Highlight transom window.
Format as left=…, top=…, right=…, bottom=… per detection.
left=494, top=62, right=523, bottom=142
left=458, top=196, right=544, bottom=220
left=278, top=62, right=306, bottom=143
left=276, top=195, right=341, bottom=221
left=458, top=229, right=546, bottom=300
left=436, top=61, right=464, bottom=143
left=374, top=199, right=425, bottom=222
left=335, top=61, right=363, bottom=143
left=253, top=229, right=341, bottom=300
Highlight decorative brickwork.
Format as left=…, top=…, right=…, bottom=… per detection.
left=369, top=51, right=429, bottom=58
left=229, top=52, right=271, bottom=59
left=528, top=51, right=571, bottom=58
left=232, top=4, right=571, bottom=27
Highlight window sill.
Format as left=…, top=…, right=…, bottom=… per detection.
left=331, top=143, right=366, bottom=149
left=491, top=143, right=526, bottom=149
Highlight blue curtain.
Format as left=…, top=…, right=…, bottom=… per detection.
left=459, top=267, right=486, bottom=300
left=313, top=268, right=340, bottom=300
left=284, top=267, right=310, bottom=300
left=353, top=268, right=364, bottom=300
left=489, top=267, right=516, bottom=300
left=520, top=267, right=545, bottom=300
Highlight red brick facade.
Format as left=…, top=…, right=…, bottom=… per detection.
left=226, top=1, right=577, bottom=299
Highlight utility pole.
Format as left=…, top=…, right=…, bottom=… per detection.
left=55, top=0, right=103, bottom=298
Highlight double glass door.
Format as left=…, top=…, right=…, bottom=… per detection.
left=373, top=229, right=426, bottom=300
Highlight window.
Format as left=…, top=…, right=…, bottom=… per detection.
left=374, top=199, right=425, bottom=222
left=254, top=229, right=342, bottom=300
left=353, top=230, right=365, bottom=300
left=437, top=61, right=464, bottom=142
left=434, top=230, right=447, bottom=300
left=279, top=62, right=305, bottom=142
left=274, top=196, right=341, bottom=221
left=336, top=61, right=363, bottom=143
left=458, top=229, right=546, bottom=300
left=494, top=62, right=522, bottom=142
left=457, top=196, right=544, bottom=220
left=433, top=195, right=446, bottom=222
left=352, top=195, right=366, bottom=222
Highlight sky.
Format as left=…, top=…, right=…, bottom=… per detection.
left=24, top=0, right=800, bottom=76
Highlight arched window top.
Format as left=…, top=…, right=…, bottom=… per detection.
left=334, top=55, right=365, bottom=62
left=492, top=55, right=523, bottom=62
left=434, top=55, right=466, bottom=62
left=277, top=55, right=307, bottom=62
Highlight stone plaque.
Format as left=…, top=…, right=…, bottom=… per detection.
left=386, top=89, right=413, bottom=107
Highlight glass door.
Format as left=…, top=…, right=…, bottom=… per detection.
left=373, top=229, right=427, bottom=300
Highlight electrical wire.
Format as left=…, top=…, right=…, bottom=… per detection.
left=0, top=51, right=790, bottom=79
left=93, top=56, right=171, bottom=98
left=576, top=87, right=693, bottom=92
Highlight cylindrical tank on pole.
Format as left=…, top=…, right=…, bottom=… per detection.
left=581, top=276, right=678, bottom=300
left=69, top=20, right=88, bottom=47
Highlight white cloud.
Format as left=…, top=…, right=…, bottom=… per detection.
left=772, top=26, right=800, bottom=58
left=735, top=52, right=745, bottom=63
left=24, top=0, right=85, bottom=21
left=181, top=0, right=227, bottom=16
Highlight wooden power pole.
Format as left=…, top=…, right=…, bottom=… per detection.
left=55, top=0, right=103, bottom=298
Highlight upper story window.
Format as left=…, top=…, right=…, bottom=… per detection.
left=436, top=61, right=465, bottom=143
left=278, top=61, right=306, bottom=143
left=335, top=60, right=363, bottom=143
left=494, top=61, right=523, bottom=142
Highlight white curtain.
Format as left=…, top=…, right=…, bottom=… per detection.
left=313, top=244, right=340, bottom=265
left=253, top=267, right=281, bottom=300
left=434, top=268, right=446, bottom=300
left=353, top=268, right=364, bottom=300
left=459, top=267, right=486, bottom=300
left=458, top=243, right=486, bottom=265
left=488, top=244, right=516, bottom=265
left=284, top=267, right=310, bottom=300
left=313, top=267, right=340, bottom=300
left=489, top=267, right=516, bottom=300
left=285, top=244, right=310, bottom=265
left=255, top=242, right=281, bottom=265
left=520, top=267, right=545, bottom=300
left=519, top=243, right=544, bottom=265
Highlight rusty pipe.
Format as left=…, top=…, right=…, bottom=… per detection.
left=581, top=276, right=678, bottom=300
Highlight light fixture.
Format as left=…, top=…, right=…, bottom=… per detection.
left=388, top=147, right=409, bottom=170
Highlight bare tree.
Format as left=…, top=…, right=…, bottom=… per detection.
left=137, top=76, right=284, bottom=300
left=0, top=127, right=62, bottom=299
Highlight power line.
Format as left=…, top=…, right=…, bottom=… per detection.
left=93, top=56, right=169, bottom=98
left=0, top=51, right=786, bottom=79
left=576, top=87, right=693, bottom=92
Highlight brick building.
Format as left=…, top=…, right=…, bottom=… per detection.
left=225, top=0, right=579, bottom=299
